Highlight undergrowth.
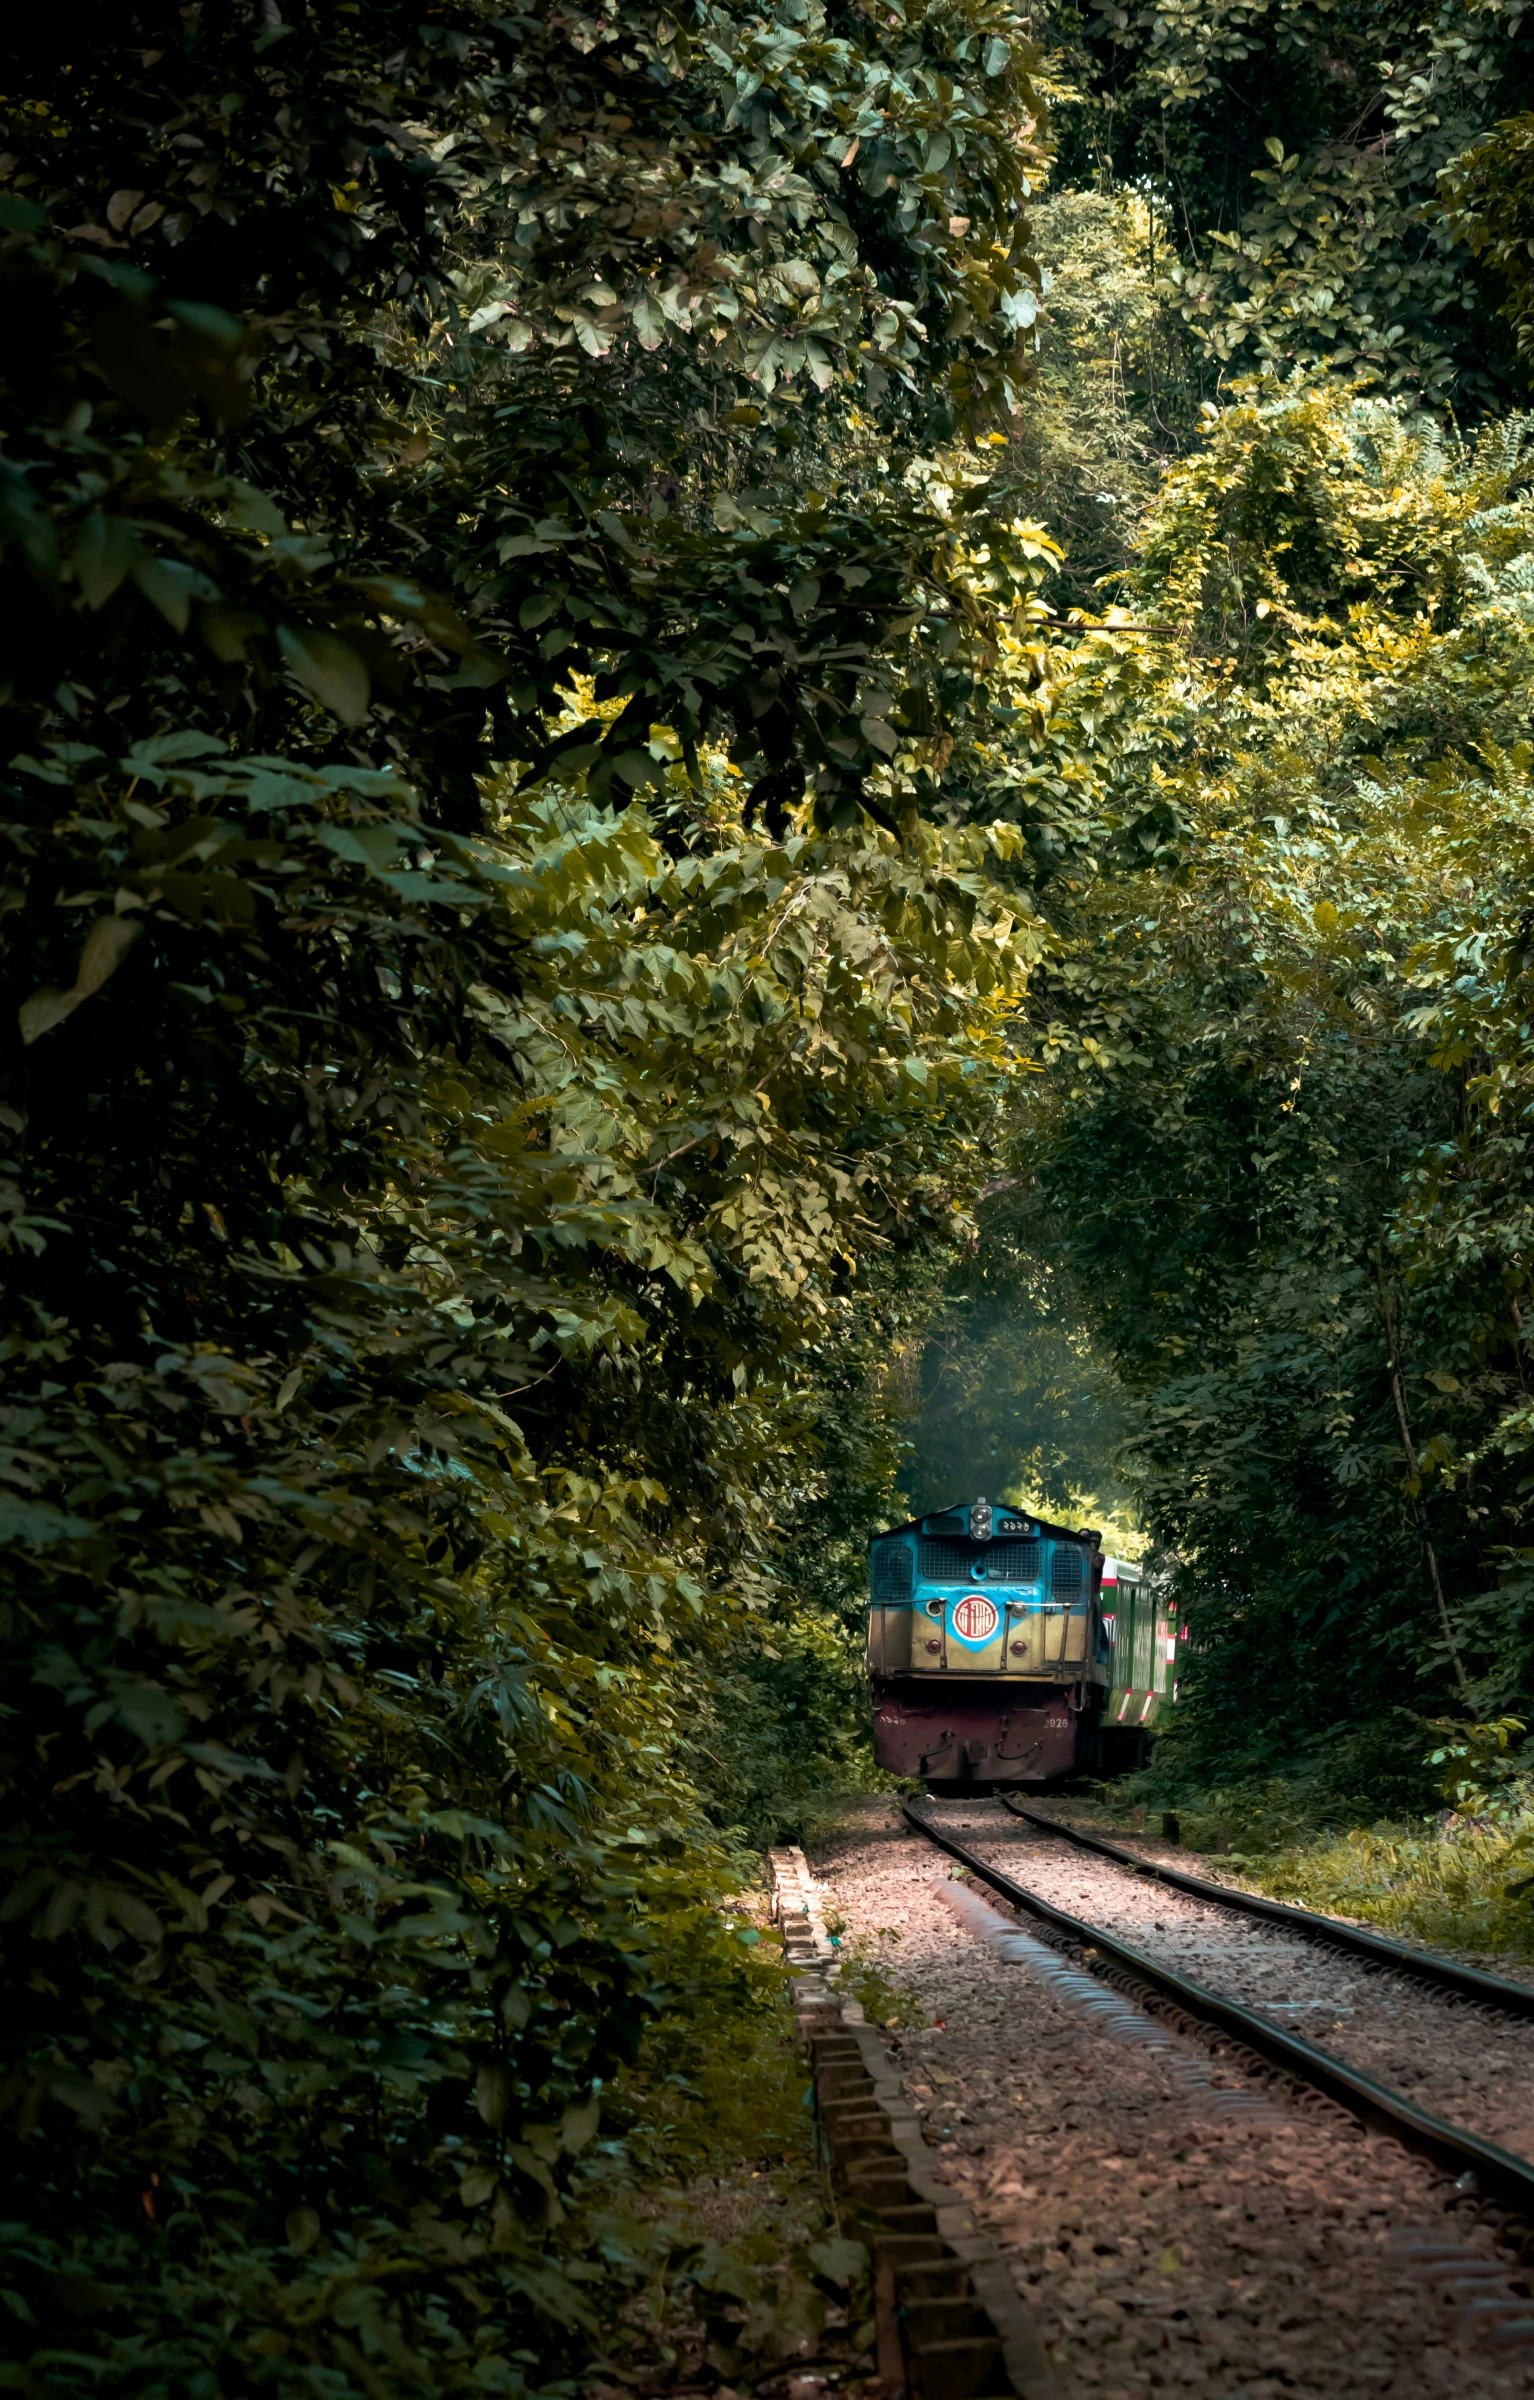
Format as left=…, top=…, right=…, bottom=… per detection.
left=604, top=1926, right=813, bottom=2183
left=824, top=1921, right=930, bottom=2030
left=1064, top=1719, right=1534, bottom=1961
left=550, top=1927, right=879, bottom=2390
left=1253, top=1824, right=1534, bottom=1959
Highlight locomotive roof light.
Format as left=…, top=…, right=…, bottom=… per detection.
left=969, top=1496, right=993, bottom=1543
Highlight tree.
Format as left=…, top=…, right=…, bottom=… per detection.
left=0, top=3, right=1063, bottom=2388
left=1038, top=0, right=1533, bottom=407
left=901, top=1211, right=1134, bottom=1527
left=1008, top=382, right=1534, bottom=1777
left=1441, top=114, right=1534, bottom=376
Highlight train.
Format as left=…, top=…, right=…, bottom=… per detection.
left=866, top=1493, right=1178, bottom=1790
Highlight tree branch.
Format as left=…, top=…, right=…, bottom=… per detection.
left=1376, top=1259, right=1469, bottom=1696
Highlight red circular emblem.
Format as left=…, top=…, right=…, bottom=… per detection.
left=952, top=1592, right=999, bottom=1641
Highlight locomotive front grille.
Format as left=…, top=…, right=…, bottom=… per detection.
left=872, top=1544, right=913, bottom=1601
left=917, top=1537, right=1042, bottom=1581
left=917, top=1539, right=976, bottom=1580
left=1050, top=1543, right=1086, bottom=1595
left=989, top=1539, right=1041, bottom=1579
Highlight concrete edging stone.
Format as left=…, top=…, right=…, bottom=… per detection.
left=765, top=1842, right=1060, bottom=2400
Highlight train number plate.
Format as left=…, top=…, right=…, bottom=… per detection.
left=951, top=1591, right=999, bottom=1641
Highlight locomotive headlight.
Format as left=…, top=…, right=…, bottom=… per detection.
left=969, top=1496, right=993, bottom=1543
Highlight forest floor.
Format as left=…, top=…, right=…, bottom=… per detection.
left=584, top=1889, right=886, bottom=2400
left=584, top=2144, right=882, bottom=2400
left=809, top=1794, right=1534, bottom=2400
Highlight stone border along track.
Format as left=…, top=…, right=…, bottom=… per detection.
left=903, top=1797, right=1534, bottom=2365
left=766, top=1843, right=1063, bottom=2400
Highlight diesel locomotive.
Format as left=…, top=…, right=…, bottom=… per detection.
left=867, top=1494, right=1176, bottom=1789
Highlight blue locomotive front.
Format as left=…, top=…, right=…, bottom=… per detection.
left=867, top=1494, right=1107, bottom=1789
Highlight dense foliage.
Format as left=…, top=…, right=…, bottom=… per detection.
left=903, top=1223, right=1133, bottom=1529
left=1442, top=111, right=1534, bottom=372
left=1041, top=0, right=1534, bottom=406
left=1011, top=383, right=1534, bottom=1779
left=0, top=3, right=1071, bottom=2390
left=13, top=0, right=1534, bottom=2381
left=1006, top=186, right=1198, bottom=611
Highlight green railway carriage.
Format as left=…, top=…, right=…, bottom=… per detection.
left=1099, top=1553, right=1178, bottom=1772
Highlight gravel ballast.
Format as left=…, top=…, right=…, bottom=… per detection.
left=816, top=1798, right=1534, bottom=2399
left=940, top=1800, right=1534, bottom=2164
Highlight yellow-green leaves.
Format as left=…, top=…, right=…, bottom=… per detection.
left=476, top=775, right=1040, bottom=1311
left=1061, top=0, right=1527, bottom=405
left=1012, top=376, right=1534, bottom=1775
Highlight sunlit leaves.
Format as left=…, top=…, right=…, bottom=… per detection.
left=1011, top=378, right=1534, bottom=1765
left=0, top=10, right=1071, bottom=2387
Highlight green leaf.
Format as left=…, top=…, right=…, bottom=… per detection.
left=75, top=515, right=141, bottom=609
left=277, top=623, right=371, bottom=723
left=181, top=1743, right=283, bottom=1781
left=632, top=292, right=666, bottom=350
left=559, top=2094, right=600, bottom=2153
left=201, top=603, right=266, bottom=662
left=807, top=2238, right=868, bottom=2285
left=0, top=1497, right=94, bottom=1546
left=19, top=916, right=141, bottom=1045
left=107, top=1890, right=162, bottom=1944
left=74, top=916, right=142, bottom=999
left=0, top=193, right=47, bottom=233
left=16, top=987, right=79, bottom=1047
left=131, top=553, right=218, bottom=631
left=0, top=462, right=59, bottom=586
left=166, top=298, right=244, bottom=348
left=286, top=2208, right=321, bottom=2256
left=476, top=2062, right=509, bottom=2130
left=120, top=730, right=226, bottom=776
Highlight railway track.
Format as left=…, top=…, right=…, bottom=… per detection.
left=903, top=1797, right=1534, bottom=2226
left=815, top=1794, right=1534, bottom=2393
left=999, top=1795, right=1534, bottom=2018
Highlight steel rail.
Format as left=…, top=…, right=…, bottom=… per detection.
left=997, top=1795, right=1534, bottom=2019
left=902, top=1799, right=1534, bottom=2225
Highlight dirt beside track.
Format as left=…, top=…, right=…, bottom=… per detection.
left=816, top=1797, right=1534, bottom=2400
